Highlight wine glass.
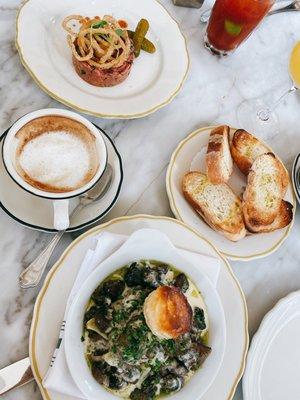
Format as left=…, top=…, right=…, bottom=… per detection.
left=237, top=41, right=300, bottom=135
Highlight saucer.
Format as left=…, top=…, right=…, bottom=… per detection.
left=0, top=125, right=123, bottom=232
left=292, top=153, right=300, bottom=204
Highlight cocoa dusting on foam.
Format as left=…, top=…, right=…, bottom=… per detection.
left=15, top=116, right=99, bottom=193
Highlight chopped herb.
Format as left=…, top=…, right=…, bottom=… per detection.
left=122, top=323, right=150, bottom=361
left=152, top=359, right=162, bottom=373
left=194, top=307, right=206, bottom=330
left=161, top=339, right=176, bottom=353
left=110, top=327, right=119, bottom=340
left=115, top=28, right=124, bottom=36
left=92, top=20, right=108, bottom=29
left=130, top=299, right=139, bottom=310
left=112, top=309, right=127, bottom=323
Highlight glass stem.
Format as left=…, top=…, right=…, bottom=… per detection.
left=257, top=86, right=297, bottom=122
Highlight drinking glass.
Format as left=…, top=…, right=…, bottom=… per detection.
left=204, top=0, right=275, bottom=56
left=237, top=41, right=300, bottom=135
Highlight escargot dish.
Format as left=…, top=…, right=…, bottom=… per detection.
left=82, top=260, right=211, bottom=399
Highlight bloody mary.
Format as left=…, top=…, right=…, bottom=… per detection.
left=205, top=0, right=274, bottom=55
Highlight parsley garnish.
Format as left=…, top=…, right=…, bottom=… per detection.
left=194, top=307, right=206, bottom=330
left=161, top=339, right=176, bottom=354
left=112, top=309, right=127, bottom=323
left=152, top=359, right=162, bottom=373
left=92, top=20, right=107, bottom=29
left=122, top=323, right=150, bottom=362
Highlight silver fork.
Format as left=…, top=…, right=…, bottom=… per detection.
left=19, top=164, right=113, bottom=289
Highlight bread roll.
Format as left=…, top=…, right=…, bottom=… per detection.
left=143, top=286, right=192, bottom=339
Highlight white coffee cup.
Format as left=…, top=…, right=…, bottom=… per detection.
left=2, top=108, right=107, bottom=230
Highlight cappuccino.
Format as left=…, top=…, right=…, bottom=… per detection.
left=14, top=116, right=99, bottom=193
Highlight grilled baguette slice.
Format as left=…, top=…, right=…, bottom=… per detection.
left=242, top=153, right=285, bottom=227
left=231, top=129, right=289, bottom=192
left=206, top=125, right=233, bottom=184
left=182, top=171, right=246, bottom=241
left=245, top=200, right=293, bottom=233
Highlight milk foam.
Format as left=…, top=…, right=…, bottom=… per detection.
left=18, top=130, right=93, bottom=190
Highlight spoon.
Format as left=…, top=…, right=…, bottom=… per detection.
left=200, top=0, right=300, bottom=24
left=19, top=164, right=113, bottom=289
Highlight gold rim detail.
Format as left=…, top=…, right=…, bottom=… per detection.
left=30, top=214, right=249, bottom=400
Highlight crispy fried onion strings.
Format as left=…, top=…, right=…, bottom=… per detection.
left=62, top=15, right=131, bottom=69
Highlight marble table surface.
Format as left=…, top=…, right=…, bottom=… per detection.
left=1, top=0, right=300, bottom=399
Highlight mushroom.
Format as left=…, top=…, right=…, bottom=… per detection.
left=124, top=264, right=143, bottom=287
left=91, top=362, right=109, bottom=386
left=174, top=273, right=189, bottom=293
left=118, top=364, right=141, bottom=384
left=102, top=279, right=125, bottom=302
left=160, top=374, right=183, bottom=393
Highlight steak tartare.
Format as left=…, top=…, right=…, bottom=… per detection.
left=72, top=50, right=134, bottom=87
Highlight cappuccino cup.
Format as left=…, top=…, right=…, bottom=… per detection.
left=2, top=109, right=107, bottom=230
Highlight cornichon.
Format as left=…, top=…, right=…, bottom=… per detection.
left=127, top=30, right=156, bottom=54
left=132, top=19, right=149, bottom=57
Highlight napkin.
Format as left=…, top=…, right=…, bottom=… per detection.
left=43, top=231, right=220, bottom=399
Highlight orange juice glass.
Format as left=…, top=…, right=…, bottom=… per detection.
left=205, top=0, right=275, bottom=56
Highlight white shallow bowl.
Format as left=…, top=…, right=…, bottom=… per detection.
left=166, top=126, right=296, bottom=261
left=29, top=215, right=248, bottom=400
left=65, top=228, right=226, bottom=400
left=243, top=290, right=300, bottom=400
left=16, top=0, right=189, bottom=119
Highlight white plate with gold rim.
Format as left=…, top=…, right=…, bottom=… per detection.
left=29, top=215, right=248, bottom=400
left=16, top=0, right=189, bottom=119
left=166, top=126, right=296, bottom=261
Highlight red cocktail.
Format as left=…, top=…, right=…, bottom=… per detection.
left=205, top=0, right=274, bottom=55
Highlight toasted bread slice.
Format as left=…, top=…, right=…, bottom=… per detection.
left=231, top=129, right=289, bottom=192
left=182, top=171, right=246, bottom=241
left=242, top=153, right=285, bottom=227
left=245, top=200, right=293, bottom=233
left=206, top=125, right=233, bottom=184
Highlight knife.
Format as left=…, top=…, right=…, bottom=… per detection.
left=0, top=357, right=33, bottom=396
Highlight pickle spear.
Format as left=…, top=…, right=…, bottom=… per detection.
left=127, top=30, right=156, bottom=54
left=133, top=19, right=149, bottom=57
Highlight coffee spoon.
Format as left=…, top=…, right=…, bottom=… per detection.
left=200, top=0, right=300, bottom=24
left=19, top=164, right=113, bottom=289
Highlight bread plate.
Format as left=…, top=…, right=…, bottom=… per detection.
left=65, top=228, right=226, bottom=400
left=29, top=215, right=248, bottom=400
left=166, top=126, right=296, bottom=261
left=16, top=0, right=189, bottom=119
